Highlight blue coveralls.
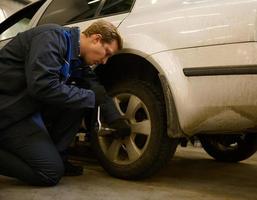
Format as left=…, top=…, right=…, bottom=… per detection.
left=0, top=24, right=120, bottom=186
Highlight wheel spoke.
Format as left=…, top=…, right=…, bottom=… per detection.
left=130, top=132, right=137, bottom=141
left=124, top=137, right=142, bottom=161
left=113, top=96, right=124, bottom=115
left=125, top=95, right=141, bottom=118
left=131, top=120, right=151, bottom=136
left=106, top=139, right=122, bottom=162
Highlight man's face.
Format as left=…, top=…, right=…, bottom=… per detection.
left=82, top=34, right=118, bottom=65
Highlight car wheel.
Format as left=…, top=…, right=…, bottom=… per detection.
left=199, top=133, right=257, bottom=162
left=91, top=80, right=178, bottom=180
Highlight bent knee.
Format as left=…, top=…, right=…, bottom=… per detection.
left=33, top=162, right=64, bottom=186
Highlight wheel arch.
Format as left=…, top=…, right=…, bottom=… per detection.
left=95, top=51, right=183, bottom=138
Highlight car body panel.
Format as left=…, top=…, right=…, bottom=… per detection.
left=120, top=0, right=257, bottom=53
left=29, top=0, right=53, bottom=27
left=114, top=0, right=257, bottom=136
left=149, top=42, right=257, bottom=135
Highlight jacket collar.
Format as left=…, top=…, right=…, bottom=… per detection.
left=66, top=27, right=81, bottom=62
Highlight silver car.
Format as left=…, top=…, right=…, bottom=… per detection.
left=1, top=0, right=257, bottom=180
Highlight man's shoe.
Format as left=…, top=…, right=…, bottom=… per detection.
left=64, top=161, right=84, bottom=176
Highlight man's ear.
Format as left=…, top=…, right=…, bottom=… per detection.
left=92, top=34, right=103, bottom=44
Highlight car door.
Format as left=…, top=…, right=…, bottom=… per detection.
left=34, top=0, right=135, bottom=33
left=1, top=0, right=136, bottom=49
left=34, top=0, right=104, bottom=27
left=0, top=0, right=46, bottom=48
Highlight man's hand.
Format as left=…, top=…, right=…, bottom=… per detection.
left=90, top=84, right=107, bottom=106
left=108, top=118, right=131, bottom=138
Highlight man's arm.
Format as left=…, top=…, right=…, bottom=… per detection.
left=70, top=66, right=131, bottom=138
left=70, top=66, right=121, bottom=123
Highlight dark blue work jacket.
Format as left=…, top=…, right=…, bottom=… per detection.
left=0, top=24, right=95, bottom=129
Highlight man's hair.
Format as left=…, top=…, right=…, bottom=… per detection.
left=82, top=20, right=123, bottom=50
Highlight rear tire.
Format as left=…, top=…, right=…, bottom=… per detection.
left=199, top=133, right=257, bottom=162
left=91, top=80, right=178, bottom=179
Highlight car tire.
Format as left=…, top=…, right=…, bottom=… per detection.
left=91, top=80, right=178, bottom=180
left=199, top=133, right=257, bottom=162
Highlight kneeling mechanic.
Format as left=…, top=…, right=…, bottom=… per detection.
left=0, top=20, right=131, bottom=186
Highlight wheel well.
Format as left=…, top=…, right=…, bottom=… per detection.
left=95, top=53, right=162, bottom=90
left=95, top=53, right=183, bottom=138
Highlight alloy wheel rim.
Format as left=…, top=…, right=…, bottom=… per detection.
left=98, top=93, right=151, bottom=165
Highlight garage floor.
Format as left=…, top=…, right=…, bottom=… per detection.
left=0, top=146, right=256, bottom=200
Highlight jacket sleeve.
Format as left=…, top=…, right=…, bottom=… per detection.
left=25, top=30, right=95, bottom=109
left=70, top=67, right=122, bottom=123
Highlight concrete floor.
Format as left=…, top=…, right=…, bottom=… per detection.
left=0, top=146, right=257, bottom=200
